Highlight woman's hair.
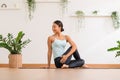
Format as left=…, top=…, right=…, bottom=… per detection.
left=53, top=20, right=64, bottom=32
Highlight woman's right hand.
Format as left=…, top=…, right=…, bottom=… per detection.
left=60, top=55, right=68, bottom=63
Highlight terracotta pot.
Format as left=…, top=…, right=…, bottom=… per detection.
left=8, top=54, right=22, bottom=68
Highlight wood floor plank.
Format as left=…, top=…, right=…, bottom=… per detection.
left=0, top=68, right=120, bottom=80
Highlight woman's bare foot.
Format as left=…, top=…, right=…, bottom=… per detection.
left=82, top=64, right=88, bottom=68
left=61, top=64, right=69, bottom=68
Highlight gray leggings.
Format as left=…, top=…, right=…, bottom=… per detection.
left=54, top=47, right=85, bottom=68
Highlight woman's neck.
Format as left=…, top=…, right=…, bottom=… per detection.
left=54, top=32, right=65, bottom=40
left=55, top=32, right=62, bottom=37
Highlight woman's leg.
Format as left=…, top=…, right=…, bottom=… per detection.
left=54, top=46, right=85, bottom=68
left=54, top=57, right=63, bottom=68
left=73, top=49, right=82, bottom=60
left=63, top=47, right=72, bottom=65
left=69, top=49, right=85, bottom=68
left=69, top=59, right=85, bottom=68
left=64, top=47, right=85, bottom=68
left=54, top=47, right=72, bottom=68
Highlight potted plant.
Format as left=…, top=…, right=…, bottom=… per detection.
left=111, top=11, right=120, bottom=29
left=27, top=0, right=36, bottom=20
left=0, top=31, right=31, bottom=68
left=107, top=41, right=120, bottom=57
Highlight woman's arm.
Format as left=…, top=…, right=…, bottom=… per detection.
left=65, top=35, right=77, bottom=57
left=47, top=36, right=52, bottom=68
left=60, top=35, right=77, bottom=63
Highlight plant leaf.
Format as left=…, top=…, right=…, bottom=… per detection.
left=16, top=31, right=24, bottom=44
left=115, top=51, right=120, bottom=57
left=0, top=43, right=12, bottom=53
left=0, top=35, right=2, bottom=41
left=21, top=39, right=31, bottom=48
left=107, top=47, right=120, bottom=51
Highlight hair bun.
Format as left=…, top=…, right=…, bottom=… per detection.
left=61, top=28, right=64, bottom=32
left=54, top=20, right=64, bottom=32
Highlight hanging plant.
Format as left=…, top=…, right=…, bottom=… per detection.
left=111, top=11, right=120, bottom=29
left=61, top=0, right=68, bottom=14
left=27, top=0, right=36, bottom=20
left=75, top=10, right=85, bottom=31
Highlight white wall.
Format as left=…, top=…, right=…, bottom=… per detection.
left=0, top=0, right=120, bottom=64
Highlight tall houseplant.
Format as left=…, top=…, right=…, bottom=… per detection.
left=107, top=41, right=120, bottom=57
left=27, top=0, right=36, bottom=20
left=0, top=31, right=31, bottom=68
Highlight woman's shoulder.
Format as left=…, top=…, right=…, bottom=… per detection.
left=64, top=35, right=72, bottom=42
left=48, top=35, right=55, bottom=41
left=64, top=34, right=71, bottom=39
left=48, top=34, right=55, bottom=38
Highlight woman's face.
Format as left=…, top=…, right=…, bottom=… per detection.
left=52, top=23, right=61, bottom=33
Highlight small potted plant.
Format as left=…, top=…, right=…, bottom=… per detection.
left=0, top=31, right=31, bottom=68
left=107, top=41, right=120, bottom=57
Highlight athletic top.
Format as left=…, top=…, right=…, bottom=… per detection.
left=52, top=38, right=67, bottom=59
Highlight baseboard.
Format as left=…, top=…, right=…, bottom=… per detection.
left=86, top=64, right=120, bottom=68
left=0, top=64, right=55, bottom=68
left=0, top=64, right=120, bottom=68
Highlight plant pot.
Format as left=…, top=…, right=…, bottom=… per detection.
left=8, top=54, right=22, bottom=68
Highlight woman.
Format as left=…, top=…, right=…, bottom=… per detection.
left=47, top=20, right=87, bottom=68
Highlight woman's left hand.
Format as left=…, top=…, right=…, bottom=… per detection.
left=60, top=55, right=68, bottom=63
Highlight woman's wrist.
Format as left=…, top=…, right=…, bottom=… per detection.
left=65, top=54, right=69, bottom=58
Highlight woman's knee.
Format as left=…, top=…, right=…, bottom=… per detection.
left=78, top=59, right=85, bottom=66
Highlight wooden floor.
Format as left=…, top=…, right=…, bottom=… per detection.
left=0, top=68, right=120, bottom=80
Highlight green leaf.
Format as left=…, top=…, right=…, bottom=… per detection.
left=21, top=39, right=31, bottom=48
left=7, top=33, right=13, bottom=46
left=107, top=47, right=120, bottom=51
left=115, top=51, right=120, bottom=57
left=117, top=41, right=120, bottom=47
left=0, top=35, right=2, bottom=41
left=117, top=41, right=120, bottom=43
left=16, top=31, right=24, bottom=44
left=0, top=43, right=12, bottom=53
